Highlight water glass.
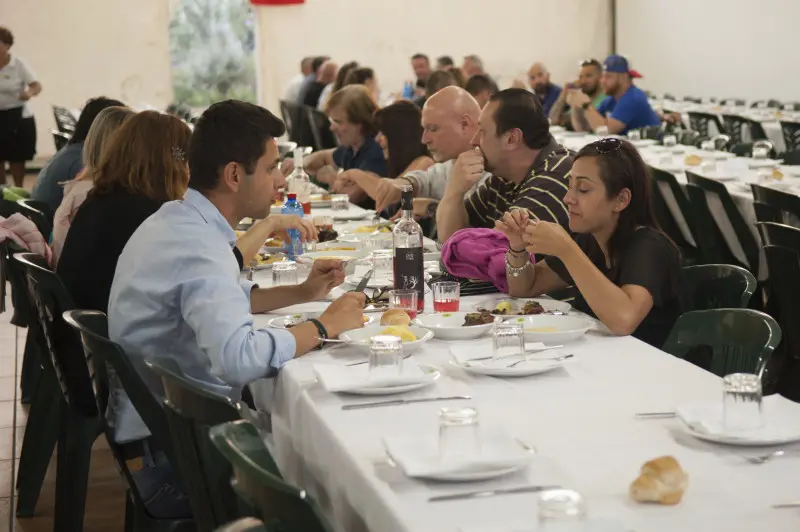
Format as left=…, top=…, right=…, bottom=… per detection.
left=663, top=134, right=677, bottom=148
left=723, top=373, right=763, bottom=431
left=438, top=407, right=481, bottom=463
left=538, top=489, right=587, bottom=530
left=271, top=260, right=298, bottom=286
left=331, top=194, right=350, bottom=211
left=432, top=281, right=460, bottom=312
left=700, top=140, right=715, bottom=152
left=627, top=129, right=641, bottom=141
left=388, top=289, right=418, bottom=319
left=752, top=146, right=769, bottom=160
left=594, top=125, right=609, bottom=137
left=371, top=249, right=394, bottom=280
left=492, top=322, right=525, bottom=360
left=368, top=335, right=403, bottom=379
left=364, top=233, right=391, bottom=252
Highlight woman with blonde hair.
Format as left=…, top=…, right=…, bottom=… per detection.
left=57, top=111, right=191, bottom=314
left=51, top=105, right=135, bottom=262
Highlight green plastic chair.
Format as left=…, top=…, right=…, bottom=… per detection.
left=683, top=264, right=756, bottom=310
left=662, top=309, right=782, bottom=378
left=215, top=517, right=267, bottom=531
left=649, top=166, right=701, bottom=263
left=751, top=184, right=800, bottom=226
left=62, top=310, right=195, bottom=531
left=210, top=420, right=333, bottom=532
left=146, top=357, right=245, bottom=532
left=684, top=183, right=740, bottom=266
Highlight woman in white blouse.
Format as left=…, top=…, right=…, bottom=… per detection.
left=0, top=27, right=42, bottom=187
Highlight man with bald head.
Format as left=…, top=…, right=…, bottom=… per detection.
left=436, top=88, right=572, bottom=242
left=528, top=62, right=562, bottom=117
left=371, top=86, right=489, bottom=219
left=303, top=59, right=338, bottom=108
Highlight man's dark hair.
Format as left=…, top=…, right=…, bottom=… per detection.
left=188, top=100, right=286, bottom=192
left=0, top=27, right=13, bottom=47
left=425, top=70, right=456, bottom=97
left=69, top=97, right=126, bottom=145
left=436, top=55, right=455, bottom=68
left=580, top=58, right=602, bottom=72
left=489, top=88, right=550, bottom=150
left=411, top=53, right=429, bottom=63
left=465, top=74, right=498, bottom=97
left=311, top=56, right=329, bottom=74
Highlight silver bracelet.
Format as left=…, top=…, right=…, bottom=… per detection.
left=505, top=251, right=531, bottom=278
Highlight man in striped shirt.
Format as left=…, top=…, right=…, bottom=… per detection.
left=437, top=88, right=573, bottom=243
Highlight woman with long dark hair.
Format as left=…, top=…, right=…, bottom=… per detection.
left=331, top=100, right=433, bottom=209
left=496, top=137, right=687, bottom=347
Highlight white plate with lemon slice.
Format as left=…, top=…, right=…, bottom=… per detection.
left=339, top=324, right=434, bottom=355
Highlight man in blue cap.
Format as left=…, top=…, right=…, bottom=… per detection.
left=567, top=54, right=660, bottom=135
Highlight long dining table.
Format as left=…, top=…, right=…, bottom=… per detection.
left=248, top=206, right=800, bottom=532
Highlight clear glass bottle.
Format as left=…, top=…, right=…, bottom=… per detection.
left=287, top=147, right=311, bottom=215
left=392, top=185, right=424, bottom=312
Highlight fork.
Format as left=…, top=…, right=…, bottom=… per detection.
left=506, top=354, right=573, bottom=368
left=745, top=450, right=785, bottom=464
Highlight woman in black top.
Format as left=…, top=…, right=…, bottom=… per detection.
left=496, top=138, right=687, bottom=348
left=57, top=111, right=191, bottom=313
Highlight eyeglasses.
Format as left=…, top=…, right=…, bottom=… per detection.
left=366, top=286, right=391, bottom=305
left=593, top=137, right=625, bottom=154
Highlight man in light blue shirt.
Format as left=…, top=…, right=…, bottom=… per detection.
left=108, top=100, right=366, bottom=443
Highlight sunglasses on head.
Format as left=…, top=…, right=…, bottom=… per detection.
left=593, top=137, right=626, bottom=154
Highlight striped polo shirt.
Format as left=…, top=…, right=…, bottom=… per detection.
left=465, top=138, right=573, bottom=229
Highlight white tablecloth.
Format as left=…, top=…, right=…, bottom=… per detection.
left=249, top=286, right=800, bottom=531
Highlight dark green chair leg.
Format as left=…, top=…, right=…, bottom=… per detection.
left=19, top=335, right=42, bottom=404
left=53, top=409, right=101, bottom=531
left=15, top=378, right=61, bottom=516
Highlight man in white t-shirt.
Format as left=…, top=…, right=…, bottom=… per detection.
left=283, top=56, right=313, bottom=102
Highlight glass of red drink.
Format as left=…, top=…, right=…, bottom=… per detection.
left=432, top=281, right=460, bottom=312
left=388, top=289, right=418, bottom=320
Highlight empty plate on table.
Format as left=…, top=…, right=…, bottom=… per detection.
left=748, top=159, right=781, bottom=169
left=473, top=297, right=571, bottom=316
left=631, top=139, right=657, bottom=148
left=503, top=315, right=593, bottom=344
left=339, top=324, right=434, bottom=355
left=266, top=312, right=374, bottom=329
left=345, top=272, right=393, bottom=289
left=332, top=211, right=375, bottom=221
left=413, top=312, right=501, bottom=341
left=336, top=232, right=393, bottom=244
left=295, top=250, right=370, bottom=266
left=383, top=427, right=533, bottom=482
left=780, top=165, right=800, bottom=178
left=675, top=395, right=800, bottom=446
left=314, top=360, right=439, bottom=395
left=449, top=345, right=569, bottom=378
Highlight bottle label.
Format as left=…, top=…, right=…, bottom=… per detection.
left=393, top=247, right=424, bottom=311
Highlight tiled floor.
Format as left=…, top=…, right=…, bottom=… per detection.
left=1, top=241, right=128, bottom=530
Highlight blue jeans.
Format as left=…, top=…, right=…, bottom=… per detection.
left=132, top=448, right=192, bottom=519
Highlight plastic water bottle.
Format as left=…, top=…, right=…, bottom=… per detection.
left=402, top=81, right=414, bottom=100
left=281, top=193, right=304, bottom=259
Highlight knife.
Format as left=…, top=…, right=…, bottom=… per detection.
left=342, top=395, right=471, bottom=410
left=353, top=268, right=374, bottom=294
left=428, top=484, right=560, bottom=503
left=464, top=345, right=564, bottom=363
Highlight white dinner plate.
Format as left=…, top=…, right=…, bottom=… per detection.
left=332, top=211, right=375, bottom=221
left=295, top=250, right=370, bottom=265
left=473, top=297, right=571, bottom=315
left=449, top=356, right=565, bottom=378
left=413, top=312, right=501, bottom=340
left=345, top=273, right=394, bottom=289
left=336, top=232, right=393, bottom=244
left=748, top=159, right=781, bottom=169
left=780, top=165, right=800, bottom=177
left=423, top=463, right=527, bottom=482
left=266, top=312, right=374, bottom=329
left=630, top=139, right=657, bottom=148
left=678, top=422, right=800, bottom=447
left=503, top=315, right=593, bottom=344
left=343, top=365, right=440, bottom=396
left=340, top=324, right=434, bottom=355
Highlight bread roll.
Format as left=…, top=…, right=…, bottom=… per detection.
left=381, top=309, right=411, bottom=326
left=684, top=154, right=702, bottom=166
left=629, top=456, right=688, bottom=505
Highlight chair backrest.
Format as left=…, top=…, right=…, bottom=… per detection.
left=722, top=98, right=746, bottom=107
left=783, top=149, right=800, bottom=166
left=305, top=106, right=337, bottom=151
left=0, top=240, right=33, bottom=326
left=721, top=114, right=767, bottom=143
left=687, top=112, right=725, bottom=138
left=146, top=357, right=243, bottom=532
left=17, top=199, right=53, bottom=239
left=762, top=245, right=800, bottom=390
left=751, top=184, right=800, bottom=226
left=780, top=121, right=800, bottom=152
left=641, top=125, right=662, bottom=140
left=279, top=99, right=312, bottom=147
left=685, top=172, right=760, bottom=272
left=662, top=309, right=782, bottom=378
left=51, top=129, right=70, bottom=151
left=684, top=183, right=737, bottom=265
left=61, top=309, right=189, bottom=521
left=677, top=130, right=700, bottom=146
left=649, top=166, right=699, bottom=251
left=751, top=99, right=782, bottom=109
left=682, top=264, right=756, bottom=310
left=756, top=221, right=800, bottom=252
left=14, top=252, right=97, bottom=416
left=210, top=420, right=333, bottom=532
left=52, top=105, right=76, bottom=133
left=752, top=200, right=781, bottom=224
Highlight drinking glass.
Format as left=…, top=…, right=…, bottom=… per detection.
left=371, top=249, right=394, bottom=280
left=388, top=289, right=418, bottom=320
left=627, top=129, right=641, bottom=141
left=723, top=373, right=763, bottom=431
left=331, top=194, right=350, bottom=211
left=439, top=407, right=480, bottom=463
left=538, top=489, right=587, bottom=530
left=700, top=140, right=715, bottom=152
left=272, top=261, right=298, bottom=286
left=492, top=322, right=525, bottom=360
left=368, top=335, right=403, bottom=379
left=594, top=125, right=609, bottom=137
left=364, top=233, right=391, bottom=252
left=432, top=281, right=460, bottom=312
left=752, top=146, right=769, bottom=160
left=662, top=134, right=677, bottom=148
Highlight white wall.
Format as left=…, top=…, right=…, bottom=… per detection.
left=617, top=0, right=800, bottom=101
left=1, top=0, right=173, bottom=157
left=254, top=0, right=611, bottom=115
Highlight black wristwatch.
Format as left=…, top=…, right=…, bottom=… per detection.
left=581, top=101, right=591, bottom=111
left=425, top=200, right=439, bottom=219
